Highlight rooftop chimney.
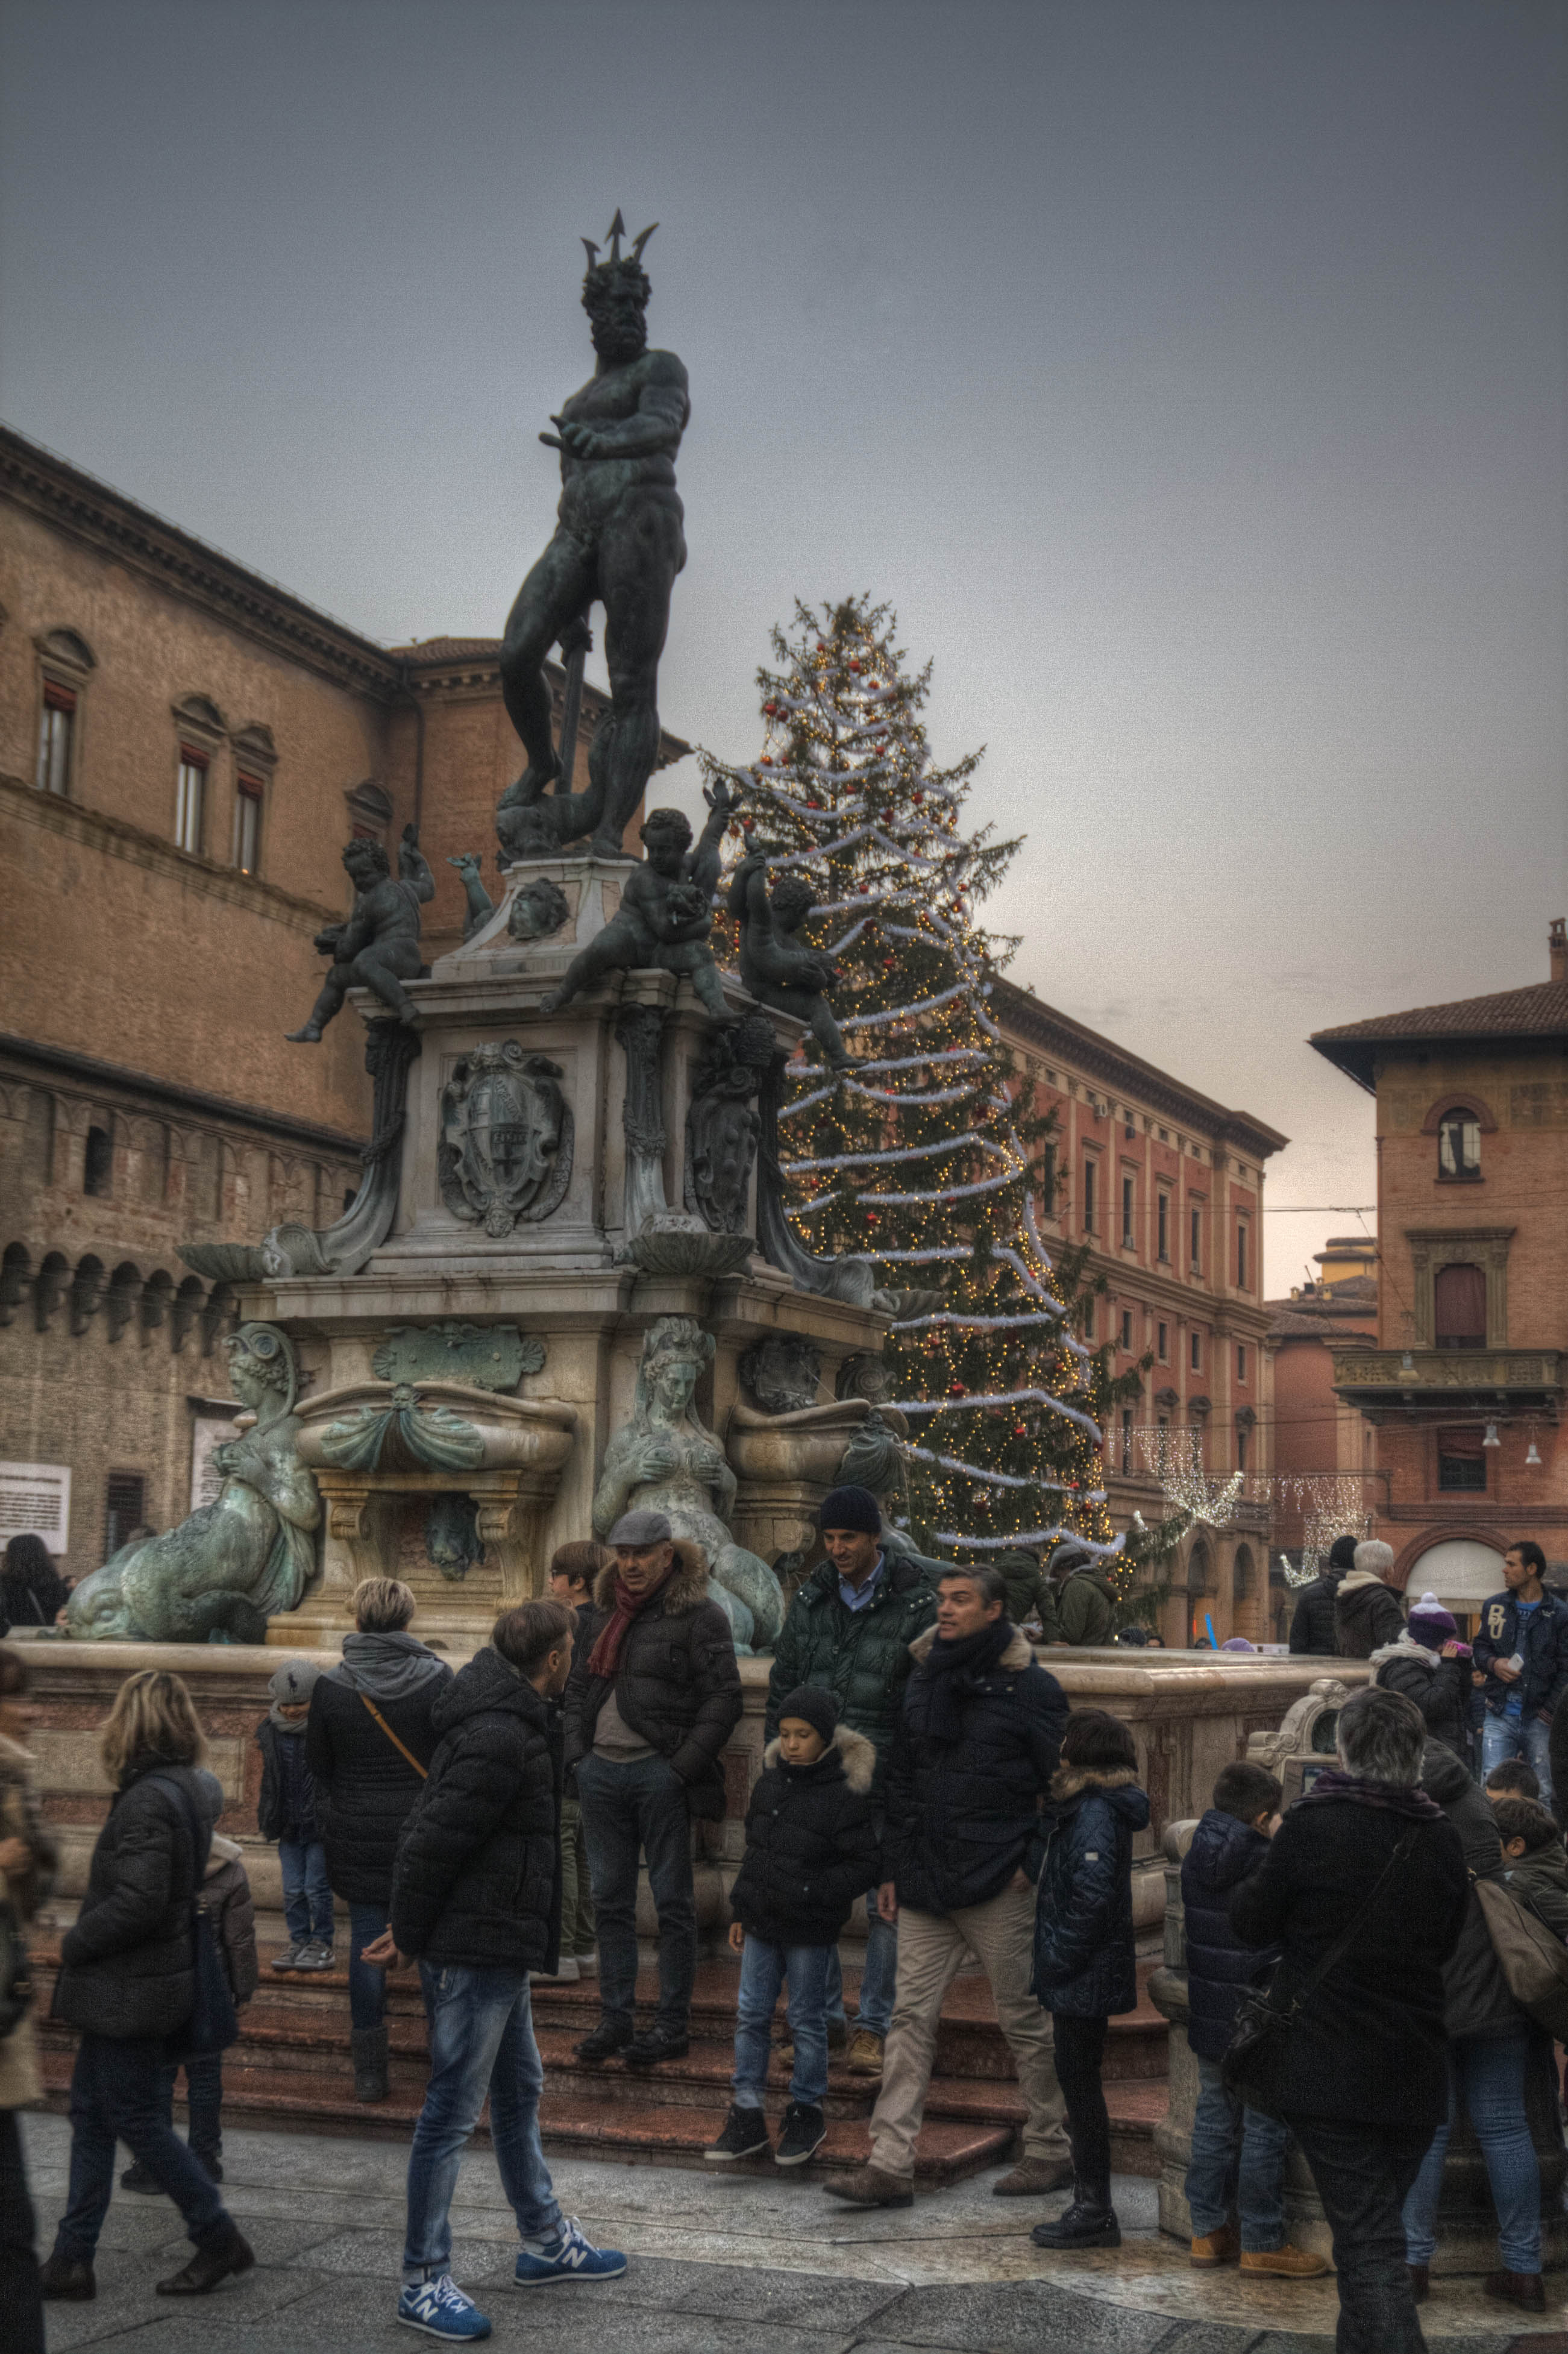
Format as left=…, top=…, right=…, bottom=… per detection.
left=1553, top=917, right=1567, bottom=984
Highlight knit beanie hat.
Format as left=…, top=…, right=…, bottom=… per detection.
left=193, top=1767, right=225, bottom=1824
left=777, top=1684, right=839, bottom=1748
left=817, top=1485, right=882, bottom=1536
left=1406, top=1591, right=1458, bottom=1644
left=269, top=1658, right=321, bottom=1708
left=1327, top=1534, right=1359, bottom=1572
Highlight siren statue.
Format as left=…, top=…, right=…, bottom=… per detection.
left=495, top=213, right=689, bottom=864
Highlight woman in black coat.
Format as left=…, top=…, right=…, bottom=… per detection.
left=1229, top=1686, right=1467, bottom=2354
left=1030, top=1709, right=1150, bottom=2253
left=1372, top=1593, right=1473, bottom=1766
left=0, top=1534, right=71, bottom=1633
left=41, top=1671, right=253, bottom=2305
left=306, top=1578, right=449, bottom=2098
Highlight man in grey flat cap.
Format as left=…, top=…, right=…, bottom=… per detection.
left=563, top=1510, right=742, bottom=2067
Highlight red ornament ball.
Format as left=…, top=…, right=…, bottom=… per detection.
left=763, top=701, right=778, bottom=716
left=848, top=659, right=862, bottom=673
left=759, top=755, right=773, bottom=767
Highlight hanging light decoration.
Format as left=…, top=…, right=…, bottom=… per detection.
left=1483, top=1422, right=1502, bottom=1450
left=1526, top=1426, right=1543, bottom=1467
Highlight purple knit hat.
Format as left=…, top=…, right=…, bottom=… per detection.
left=1406, top=1590, right=1458, bottom=1643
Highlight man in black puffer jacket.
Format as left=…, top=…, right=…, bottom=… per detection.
left=372, top=1602, right=626, bottom=2340
left=565, top=1511, right=742, bottom=2070
left=826, top=1563, right=1073, bottom=2209
left=1288, top=1534, right=1356, bottom=1655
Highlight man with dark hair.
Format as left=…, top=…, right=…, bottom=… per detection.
left=545, top=1544, right=609, bottom=1983
left=766, top=1485, right=938, bottom=2080
left=372, top=1602, right=626, bottom=2340
left=1288, top=1534, right=1357, bottom=1655
left=826, top=1565, right=1071, bottom=2209
left=1473, top=1540, right=1568, bottom=1810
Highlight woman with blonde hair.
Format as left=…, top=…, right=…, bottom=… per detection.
left=42, top=1668, right=254, bottom=2305
left=0, top=1645, right=57, bottom=2352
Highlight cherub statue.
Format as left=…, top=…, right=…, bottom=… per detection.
left=594, top=1314, right=783, bottom=1653
left=66, top=1325, right=319, bottom=1642
left=287, top=827, right=434, bottom=1041
left=728, top=852, right=851, bottom=1071
left=539, top=786, right=732, bottom=1018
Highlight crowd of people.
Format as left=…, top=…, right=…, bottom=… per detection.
left=0, top=1509, right=1563, bottom=2349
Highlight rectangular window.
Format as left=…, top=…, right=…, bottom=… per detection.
left=233, top=776, right=263, bottom=874
left=1121, top=1174, right=1135, bottom=1249
left=1124, top=1112, right=1137, bottom=1138
left=175, top=748, right=208, bottom=855
left=1237, top=1343, right=1247, bottom=1382
left=104, top=1472, right=145, bottom=1559
left=1158, top=1320, right=1168, bottom=1361
left=1156, top=1193, right=1170, bottom=1260
left=1040, top=1144, right=1056, bottom=1216
left=1082, top=1158, right=1097, bottom=1235
left=1120, top=1408, right=1132, bottom=1474
left=1120, top=1309, right=1134, bottom=1351
left=1082, top=1296, right=1096, bottom=1340
left=1437, top=1427, right=1487, bottom=1493
left=1237, top=1426, right=1249, bottom=1471
left=1190, top=1205, right=1202, bottom=1272
left=1237, top=1224, right=1249, bottom=1290
left=36, top=681, right=75, bottom=796
left=1191, top=1330, right=1202, bottom=1372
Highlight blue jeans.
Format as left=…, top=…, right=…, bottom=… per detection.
left=1185, top=2053, right=1290, bottom=2249
left=734, top=1935, right=832, bottom=2109
left=575, top=1753, right=695, bottom=2033
left=1402, top=2033, right=1541, bottom=2274
left=1481, top=1712, right=1554, bottom=1808
left=825, top=1888, right=897, bottom=2039
left=404, top=1965, right=562, bottom=2283
left=278, top=1836, right=334, bottom=1945
left=56, top=2033, right=230, bottom=2262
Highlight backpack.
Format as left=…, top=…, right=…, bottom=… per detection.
left=1473, top=1875, right=1568, bottom=2042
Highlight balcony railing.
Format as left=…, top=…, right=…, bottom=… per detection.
left=1331, top=1346, right=1564, bottom=1413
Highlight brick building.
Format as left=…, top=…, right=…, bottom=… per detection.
left=996, top=981, right=1288, bottom=1645
left=1311, top=922, right=1568, bottom=1626
left=1263, top=1238, right=1379, bottom=1565
left=0, top=425, right=683, bottom=1578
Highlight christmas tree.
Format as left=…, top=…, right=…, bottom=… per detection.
left=704, top=597, right=1150, bottom=1581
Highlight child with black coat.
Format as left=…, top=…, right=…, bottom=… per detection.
left=706, top=1686, right=879, bottom=2169
left=256, top=1660, right=333, bottom=1972
left=1180, top=1762, right=1327, bottom=2277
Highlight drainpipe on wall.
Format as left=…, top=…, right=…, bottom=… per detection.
left=401, top=661, right=425, bottom=840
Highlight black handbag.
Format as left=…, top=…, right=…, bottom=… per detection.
left=0, top=1897, right=33, bottom=2041
left=148, top=1775, right=239, bottom=2061
left=1222, top=1825, right=1417, bottom=2104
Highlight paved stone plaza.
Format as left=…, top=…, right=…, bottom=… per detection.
left=20, top=2114, right=1561, bottom=2354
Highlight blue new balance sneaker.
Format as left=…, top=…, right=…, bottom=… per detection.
left=397, top=2272, right=493, bottom=2340
left=512, top=2217, right=627, bottom=2286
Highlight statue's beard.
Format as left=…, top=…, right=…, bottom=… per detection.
left=590, top=315, right=647, bottom=364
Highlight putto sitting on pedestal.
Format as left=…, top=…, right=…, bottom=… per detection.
left=287, top=827, right=434, bottom=1042
left=540, top=791, right=732, bottom=1018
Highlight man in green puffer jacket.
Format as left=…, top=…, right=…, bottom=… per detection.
left=765, top=1486, right=938, bottom=2076
left=1048, top=1543, right=1118, bottom=1646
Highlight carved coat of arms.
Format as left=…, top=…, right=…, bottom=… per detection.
left=438, top=1041, right=574, bottom=1237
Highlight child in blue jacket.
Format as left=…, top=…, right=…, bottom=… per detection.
left=1030, top=1707, right=1149, bottom=2250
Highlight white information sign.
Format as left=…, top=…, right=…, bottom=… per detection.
left=190, top=1409, right=242, bottom=1513
left=0, top=1461, right=72, bottom=1555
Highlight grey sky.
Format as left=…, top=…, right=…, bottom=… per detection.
left=2, top=0, right=1563, bottom=1293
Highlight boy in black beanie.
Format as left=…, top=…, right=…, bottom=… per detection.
left=706, top=1685, right=880, bottom=2168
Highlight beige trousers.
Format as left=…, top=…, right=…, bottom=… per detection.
left=868, top=1882, right=1068, bottom=2182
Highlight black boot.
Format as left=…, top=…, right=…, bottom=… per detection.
left=1030, top=2180, right=1121, bottom=2250
left=155, top=2222, right=256, bottom=2297
left=352, top=2024, right=389, bottom=2101
left=39, top=2250, right=95, bottom=2301
left=624, top=2023, right=691, bottom=2068
left=575, top=2017, right=635, bottom=2065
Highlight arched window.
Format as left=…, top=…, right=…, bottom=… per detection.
left=1437, top=1110, right=1481, bottom=1181
left=1434, top=1262, right=1487, bottom=1349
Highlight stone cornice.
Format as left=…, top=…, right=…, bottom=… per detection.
left=0, top=1029, right=365, bottom=1157
left=0, top=424, right=401, bottom=701
left=994, top=979, right=1288, bottom=1161
left=0, top=770, right=340, bottom=934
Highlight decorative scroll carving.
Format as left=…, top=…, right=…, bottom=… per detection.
left=372, top=1323, right=545, bottom=1392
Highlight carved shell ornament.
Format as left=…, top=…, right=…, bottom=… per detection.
left=437, top=1040, right=574, bottom=1236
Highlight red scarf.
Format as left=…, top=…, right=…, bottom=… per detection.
left=587, top=1560, right=676, bottom=1680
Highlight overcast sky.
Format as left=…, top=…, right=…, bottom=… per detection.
left=2, top=0, right=1563, bottom=1292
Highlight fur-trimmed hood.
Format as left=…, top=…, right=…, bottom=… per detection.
left=1371, top=1633, right=1444, bottom=1669
left=591, top=1540, right=709, bottom=1618
left=761, top=1723, right=877, bottom=1795
left=1338, top=1567, right=1394, bottom=1598
left=1049, top=1762, right=1142, bottom=1804
left=908, top=1621, right=1033, bottom=1672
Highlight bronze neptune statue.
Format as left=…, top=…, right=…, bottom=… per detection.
left=497, top=215, right=689, bottom=864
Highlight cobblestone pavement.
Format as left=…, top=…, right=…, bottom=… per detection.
left=20, top=2114, right=1560, bottom=2353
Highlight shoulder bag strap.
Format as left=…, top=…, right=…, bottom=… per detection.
left=145, top=1772, right=213, bottom=1890
left=359, top=1693, right=428, bottom=1780
left=1280, top=1824, right=1420, bottom=2018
